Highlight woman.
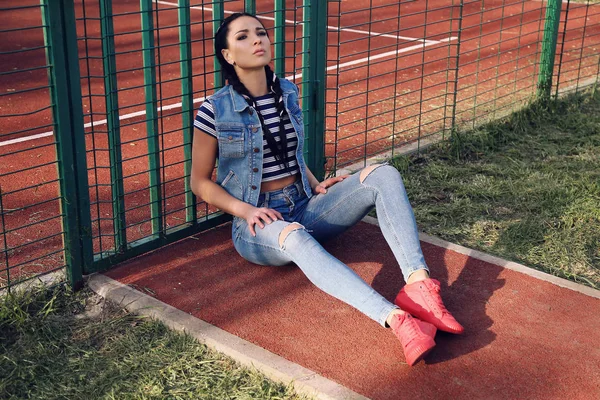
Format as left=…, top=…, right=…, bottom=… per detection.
left=190, top=12, right=463, bottom=366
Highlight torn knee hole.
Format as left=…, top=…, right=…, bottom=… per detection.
left=359, top=163, right=385, bottom=183
left=278, top=223, right=304, bottom=248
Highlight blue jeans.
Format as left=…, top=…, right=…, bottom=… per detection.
left=231, top=163, right=429, bottom=327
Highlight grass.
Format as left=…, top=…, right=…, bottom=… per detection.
left=391, top=90, right=600, bottom=288
left=0, top=284, right=309, bottom=399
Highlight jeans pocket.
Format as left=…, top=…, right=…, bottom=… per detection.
left=233, top=215, right=251, bottom=242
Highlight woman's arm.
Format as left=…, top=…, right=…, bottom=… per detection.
left=190, top=130, right=283, bottom=236
left=304, top=165, right=321, bottom=192
left=305, top=166, right=350, bottom=194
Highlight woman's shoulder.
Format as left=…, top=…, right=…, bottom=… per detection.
left=278, top=78, right=299, bottom=94
left=204, top=85, right=241, bottom=113
left=205, top=85, right=231, bottom=101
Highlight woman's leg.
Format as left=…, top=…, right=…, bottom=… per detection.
left=232, top=181, right=439, bottom=364
left=232, top=218, right=398, bottom=327
left=298, top=164, right=463, bottom=333
left=298, top=163, right=429, bottom=282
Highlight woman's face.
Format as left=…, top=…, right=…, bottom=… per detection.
left=221, top=16, right=272, bottom=71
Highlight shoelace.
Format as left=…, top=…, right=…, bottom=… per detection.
left=421, top=283, right=448, bottom=315
left=395, top=315, right=421, bottom=346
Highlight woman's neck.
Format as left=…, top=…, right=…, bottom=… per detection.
left=236, top=67, right=268, bottom=98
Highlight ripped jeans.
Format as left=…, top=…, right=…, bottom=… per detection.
left=231, top=163, right=429, bottom=327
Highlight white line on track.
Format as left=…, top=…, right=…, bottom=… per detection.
left=0, top=98, right=207, bottom=147
left=0, top=2, right=455, bottom=148
left=333, top=38, right=457, bottom=71
left=288, top=38, right=457, bottom=81
left=156, top=0, right=441, bottom=44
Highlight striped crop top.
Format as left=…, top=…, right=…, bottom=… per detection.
left=194, top=93, right=300, bottom=183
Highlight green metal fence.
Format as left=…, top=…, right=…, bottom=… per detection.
left=324, top=0, right=600, bottom=174
left=1, top=1, right=72, bottom=290
left=1, top=0, right=598, bottom=291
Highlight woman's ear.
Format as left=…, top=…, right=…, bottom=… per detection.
left=221, top=49, right=234, bottom=66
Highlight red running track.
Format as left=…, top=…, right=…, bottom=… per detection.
left=104, top=221, right=600, bottom=399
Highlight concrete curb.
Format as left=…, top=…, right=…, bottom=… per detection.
left=0, top=269, right=66, bottom=299
left=335, top=134, right=441, bottom=177
left=87, top=273, right=370, bottom=400
left=362, top=215, right=600, bottom=299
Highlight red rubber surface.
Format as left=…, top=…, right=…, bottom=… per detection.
left=105, top=221, right=600, bottom=400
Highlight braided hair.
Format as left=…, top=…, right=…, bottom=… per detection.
left=215, top=13, right=289, bottom=168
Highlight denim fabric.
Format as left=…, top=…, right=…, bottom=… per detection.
left=208, top=78, right=313, bottom=206
left=232, top=163, right=429, bottom=327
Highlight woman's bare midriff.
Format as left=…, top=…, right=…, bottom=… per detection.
left=260, top=173, right=300, bottom=193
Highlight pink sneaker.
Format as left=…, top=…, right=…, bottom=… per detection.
left=395, top=278, right=464, bottom=334
left=389, top=312, right=436, bottom=366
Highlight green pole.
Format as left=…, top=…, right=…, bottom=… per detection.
left=140, top=0, right=164, bottom=236
left=41, top=0, right=92, bottom=288
left=302, top=0, right=328, bottom=180
left=538, top=0, right=563, bottom=98
left=449, top=0, right=465, bottom=135
left=178, top=0, right=197, bottom=223
left=274, top=0, right=286, bottom=77
left=0, top=189, right=10, bottom=289
left=99, top=0, right=127, bottom=253
left=213, top=0, right=224, bottom=89
left=245, top=0, right=256, bottom=15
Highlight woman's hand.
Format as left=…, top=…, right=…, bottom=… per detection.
left=243, top=206, right=284, bottom=237
left=313, top=175, right=350, bottom=194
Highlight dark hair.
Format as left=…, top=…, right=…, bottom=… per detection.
left=215, top=13, right=289, bottom=168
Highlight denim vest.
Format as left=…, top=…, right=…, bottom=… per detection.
left=209, top=78, right=313, bottom=206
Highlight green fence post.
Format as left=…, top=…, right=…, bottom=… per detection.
left=302, top=0, right=328, bottom=179
left=0, top=188, right=11, bottom=289
left=213, top=0, right=225, bottom=89
left=140, top=0, right=164, bottom=236
left=449, top=0, right=465, bottom=135
left=178, top=0, right=197, bottom=223
left=245, top=0, right=256, bottom=15
left=274, top=0, right=286, bottom=77
left=99, top=0, right=127, bottom=253
left=41, top=0, right=93, bottom=288
left=538, top=0, right=563, bottom=98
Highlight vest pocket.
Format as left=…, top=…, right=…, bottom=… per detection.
left=220, top=170, right=243, bottom=200
left=217, top=126, right=245, bottom=158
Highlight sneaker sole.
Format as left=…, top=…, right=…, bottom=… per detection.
left=411, top=346, right=434, bottom=366
left=406, top=339, right=436, bottom=366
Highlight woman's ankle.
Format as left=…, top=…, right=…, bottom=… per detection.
left=385, top=308, right=407, bottom=327
left=406, top=269, right=430, bottom=285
